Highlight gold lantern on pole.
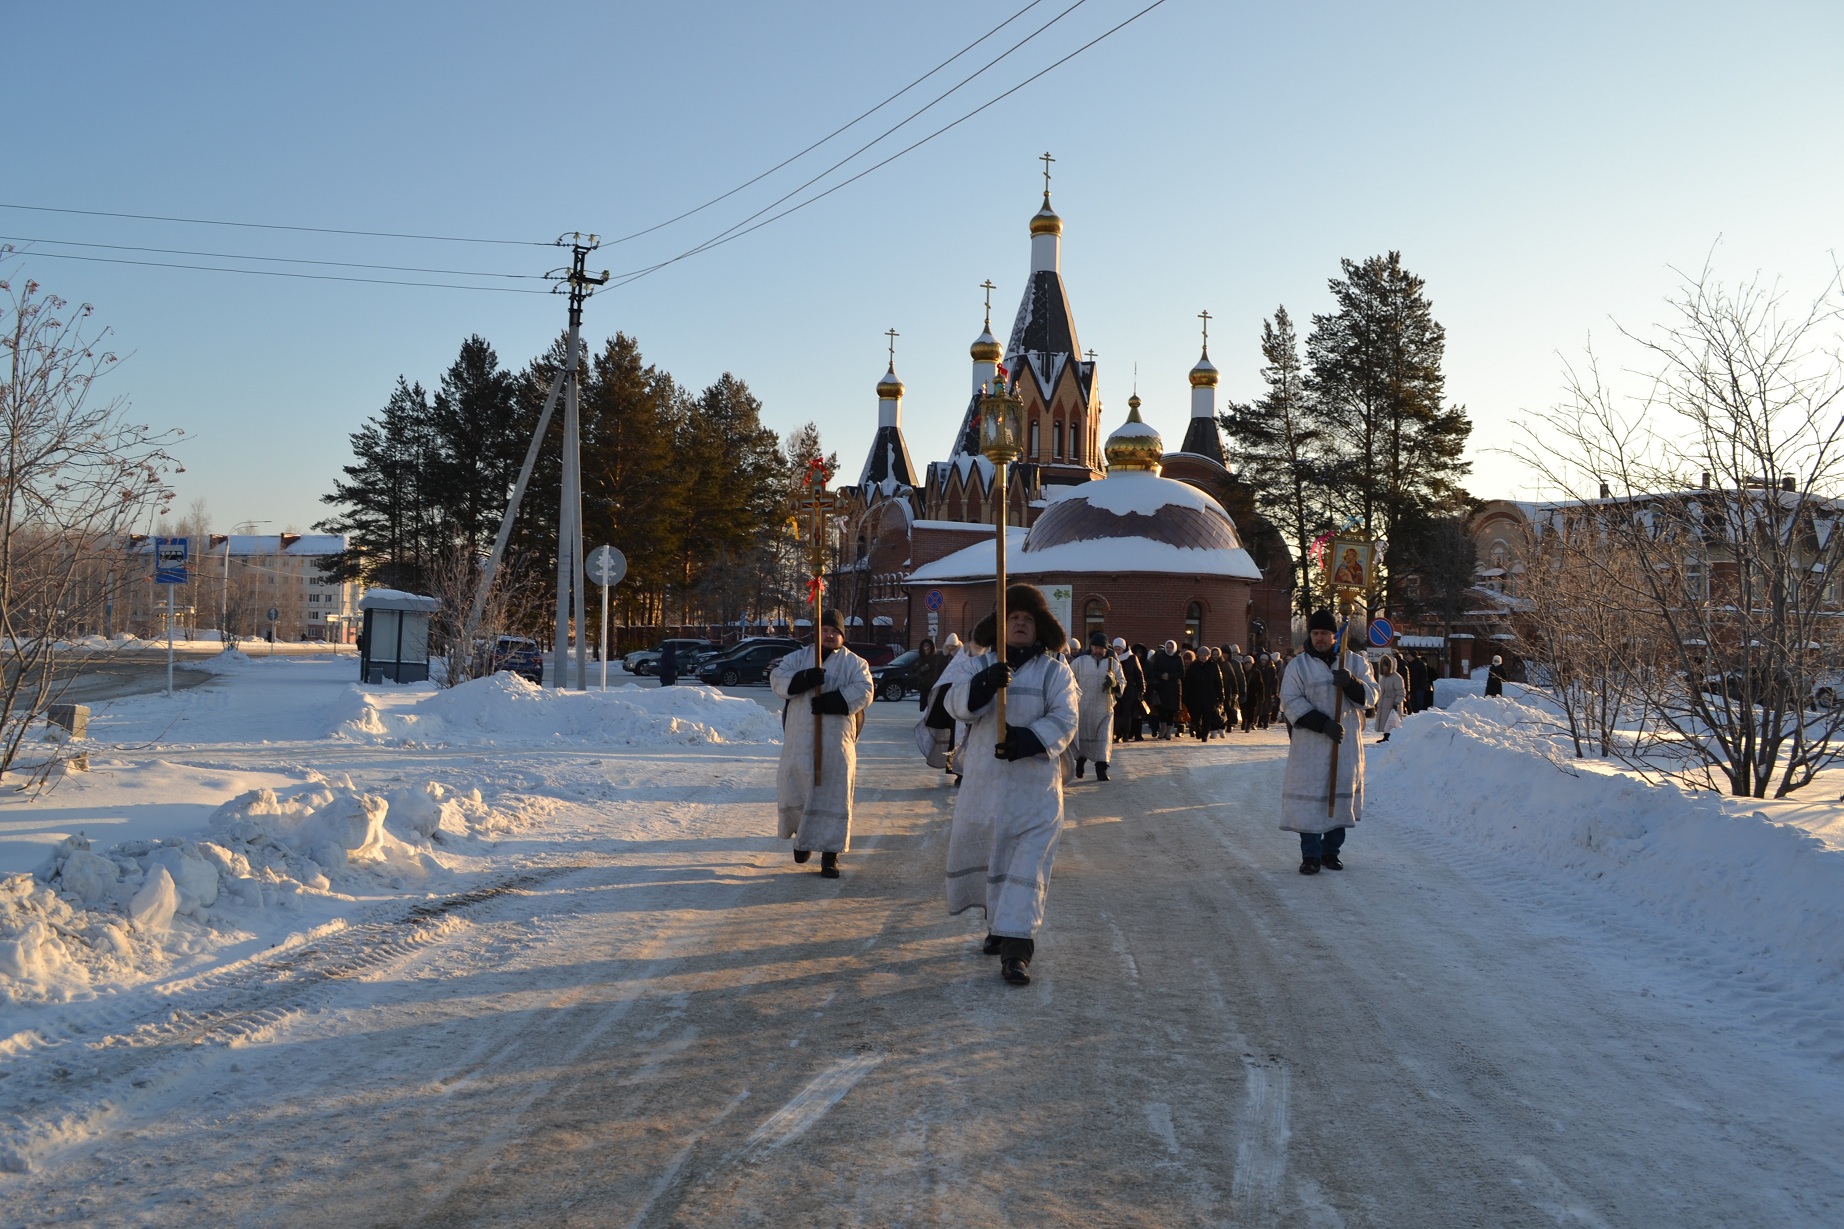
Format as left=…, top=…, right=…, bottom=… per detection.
left=977, top=371, right=1024, bottom=738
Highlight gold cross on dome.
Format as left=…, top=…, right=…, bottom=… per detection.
left=1198, top=309, right=1212, bottom=354
left=885, top=327, right=899, bottom=367
left=980, top=279, right=996, bottom=328
left=1040, top=151, right=1055, bottom=197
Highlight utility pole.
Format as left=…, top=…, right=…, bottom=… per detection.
left=464, top=234, right=607, bottom=691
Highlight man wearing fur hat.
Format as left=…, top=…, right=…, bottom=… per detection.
left=944, top=583, right=1078, bottom=985
left=1071, top=631, right=1125, bottom=780
left=1279, top=608, right=1379, bottom=874
left=769, top=608, right=874, bottom=878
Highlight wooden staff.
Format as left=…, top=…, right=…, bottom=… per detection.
left=1326, top=606, right=1354, bottom=819
left=993, top=458, right=1009, bottom=741
left=810, top=512, right=826, bottom=788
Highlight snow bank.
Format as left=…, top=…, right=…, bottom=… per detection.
left=1370, top=695, right=1844, bottom=998
left=331, top=673, right=783, bottom=747
left=2, top=780, right=486, bottom=1005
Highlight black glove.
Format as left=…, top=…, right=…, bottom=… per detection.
left=810, top=690, right=850, bottom=716
left=966, top=662, right=1012, bottom=712
left=787, top=666, right=826, bottom=694
left=995, top=725, right=1047, bottom=761
left=1331, top=667, right=1366, bottom=706
left=1295, top=708, right=1344, bottom=744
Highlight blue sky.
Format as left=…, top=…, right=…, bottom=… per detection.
left=9, top=1, right=1841, bottom=532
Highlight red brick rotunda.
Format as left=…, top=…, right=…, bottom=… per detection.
left=903, top=395, right=1264, bottom=651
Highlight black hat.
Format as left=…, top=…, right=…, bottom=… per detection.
left=1308, top=607, right=1338, bottom=633
left=970, top=583, right=1068, bottom=654
left=1088, top=630, right=1108, bottom=647
left=819, top=608, right=847, bottom=634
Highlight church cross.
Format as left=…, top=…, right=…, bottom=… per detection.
left=885, top=327, right=899, bottom=367
left=1039, top=151, right=1055, bottom=197
left=980, top=279, right=996, bottom=328
left=1198, top=308, right=1212, bottom=355
left=1085, top=348, right=1097, bottom=364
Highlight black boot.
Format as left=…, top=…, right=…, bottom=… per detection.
left=1299, top=856, right=1322, bottom=875
left=792, top=848, right=810, bottom=864
left=1321, top=852, right=1343, bottom=870
left=1075, top=756, right=1086, bottom=779
left=999, top=937, right=1034, bottom=984
left=982, top=933, right=1002, bottom=955
left=820, top=851, right=840, bottom=878
left=1095, top=761, right=1109, bottom=781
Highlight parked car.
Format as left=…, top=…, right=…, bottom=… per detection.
left=476, top=635, right=543, bottom=684
left=848, top=641, right=899, bottom=667
left=624, top=638, right=717, bottom=677
left=870, top=649, right=921, bottom=702
left=697, top=638, right=802, bottom=687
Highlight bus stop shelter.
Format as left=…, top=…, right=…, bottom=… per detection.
left=358, top=590, right=439, bottom=684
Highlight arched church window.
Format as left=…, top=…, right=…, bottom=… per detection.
left=1084, top=599, right=1105, bottom=643
left=1029, top=420, right=1041, bottom=459
left=1072, top=427, right=1082, bottom=463
left=1054, top=421, right=1064, bottom=459
left=1184, top=601, right=1203, bottom=647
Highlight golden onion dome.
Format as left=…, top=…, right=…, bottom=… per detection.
left=1029, top=191, right=1063, bottom=237
left=970, top=328, right=1002, bottom=363
left=876, top=365, right=904, bottom=399
left=1189, top=348, right=1219, bottom=388
left=1105, top=395, right=1164, bottom=474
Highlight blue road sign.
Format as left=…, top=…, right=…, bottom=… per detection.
left=925, top=588, right=944, bottom=612
left=1368, top=617, right=1395, bottom=647
left=154, top=537, right=189, bottom=584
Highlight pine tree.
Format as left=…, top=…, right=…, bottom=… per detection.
left=579, top=333, right=685, bottom=627
left=430, top=336, right=521, bottom=557
left=1222, top=306, right=1334, bottom=617
left=1306, top=253, right=1472, bottom=606
left=317, top=378, right=439, bottom=589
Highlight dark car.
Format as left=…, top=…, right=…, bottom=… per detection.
left=476, top=635, right=544, bottom=684
left=848, top=641, right=899, bottom=668
left=625, top=638, right=717, bottom=677
left=870, top=649, right=921, bottom=701
left=697, top=638, right=802, bottom=687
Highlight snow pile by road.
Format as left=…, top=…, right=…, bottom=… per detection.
left=2, top=779, right=484, bottom=1005
left=1370, top=695, right=1844, bottom=1016
left=332, top=673, right=783, bottom=747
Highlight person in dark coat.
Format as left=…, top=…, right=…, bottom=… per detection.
left=1405, top=655, right=1431, bottom=713
left=1148, top=640, right=1184, bottom=739
left=1245, top=652, right=1270, bottom=732
left=658, top=643, right=678, bottom=687
left=1485, top=654, right=1506, bottom=697
left=912, top=637, right=945, bottom=710
left=1182, top=649, right=1225, bottom=741
left=1112, top=637, right=1145, bottom=742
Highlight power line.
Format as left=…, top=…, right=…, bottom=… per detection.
left=611, top=0, right=1093, bottom=285
left=0, top=235, right=547, bottom=280
left=0, top=202, right=552, bottom=247
left=603, top=0, right=1050, bottom=247
left=1, top=247, right=550, bottom=294
left=612, top=0, right=1171, bottom=289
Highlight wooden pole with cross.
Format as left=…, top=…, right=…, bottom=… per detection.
left=789, top=459, right=836, bottom=786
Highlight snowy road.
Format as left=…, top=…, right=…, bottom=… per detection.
left=7, top=702, right=1842, bottom=1226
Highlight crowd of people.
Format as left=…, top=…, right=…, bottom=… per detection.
left=769, top=587, right=1454, bottom=989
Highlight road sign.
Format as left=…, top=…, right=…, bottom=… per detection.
left=924, top=588, right=944, bottom=612
left=1368, top=617, right=1395, bottom=647
left=586, top=545, right=626, bottom=587
left=154, top=537, right=189, bottom=584
left=267, top=606, right=280, bottom=623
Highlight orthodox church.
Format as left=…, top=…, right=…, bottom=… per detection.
left=835, top=170, right=1294, bottom=652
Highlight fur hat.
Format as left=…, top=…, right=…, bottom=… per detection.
left=1111, top=637, right=1127, bottom=650
left=970, top=583, right=1068, bottom=655
left=1308, top=607, right=1338, bottom=633
left=819, top=608, right=847, bottom=634
left=942, top=632, right=962, bottom=651
left=1088, top=630, right=1108, bottom=647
